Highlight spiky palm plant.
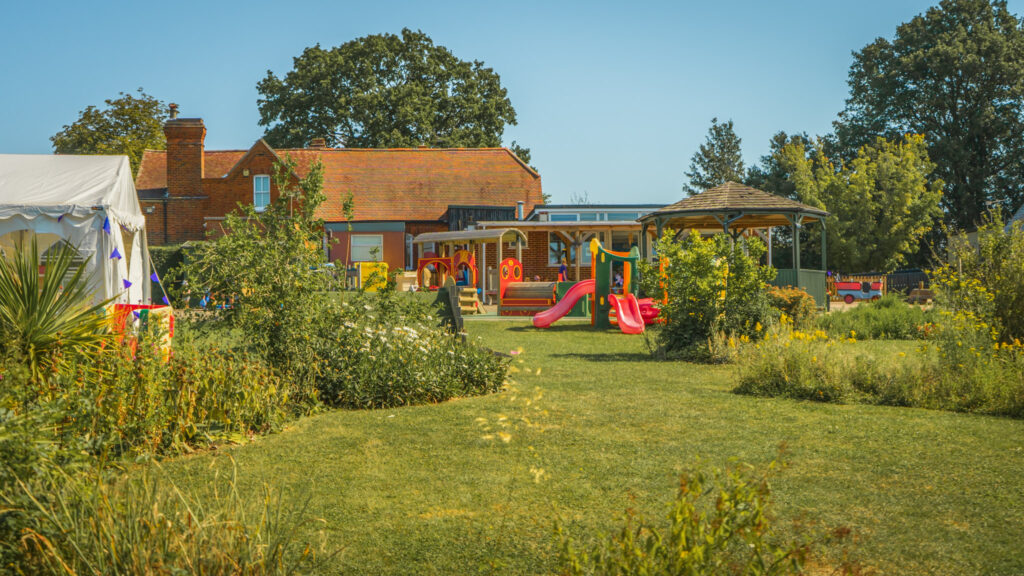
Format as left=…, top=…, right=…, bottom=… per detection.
left=0, top=237, right=112, bottom=382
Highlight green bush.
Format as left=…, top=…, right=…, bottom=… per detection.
left=13, top=465, right=330, bottom=575
left=767, top=285, right=818, bottom=329
left=558, top=455, right=855, bottom=576
left=640, top=232, right=776, bottom=358
left=935, top=213, right=1024, bottom=343
left=148, top=243, right=184, bottom=300
left=816, top=294, right=935, bottom=340
left=313, top=291, right=508, bottom=409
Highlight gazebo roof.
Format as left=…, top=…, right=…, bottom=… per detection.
left=639, top=181, right=828, bottom=229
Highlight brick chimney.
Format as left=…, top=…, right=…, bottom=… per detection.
left=164, top=117, right=205, bottom=197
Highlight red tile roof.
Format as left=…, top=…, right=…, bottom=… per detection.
left=135, top=146, right=542, bottom=222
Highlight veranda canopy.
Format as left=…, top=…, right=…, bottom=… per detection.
left=0, top=154, right=150, bottom=304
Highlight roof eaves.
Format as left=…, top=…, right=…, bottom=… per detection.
left=222, top=139, right=285, bottom=180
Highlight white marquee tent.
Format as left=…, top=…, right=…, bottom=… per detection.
left=0, top=154, right=151, bottom=304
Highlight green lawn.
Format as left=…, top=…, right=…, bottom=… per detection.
left=170, top=319, right=1024, bottom=575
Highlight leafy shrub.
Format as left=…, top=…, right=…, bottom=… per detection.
left=767, top=285, right=818, bottom=329
left=176, top=157, right=508, bottom=409
left=934, top=214, right=1024, bottom=343
left=558, top=455, right=855, bottom=576
left=816, top=294, right=935, bottom=340
left=640, top=232, right=776, bottom=357
left=313, top=291, right=508, bottom=409
left=173, top=156, right=336, bottom=389
left=14, top=465, right=330, bottom=575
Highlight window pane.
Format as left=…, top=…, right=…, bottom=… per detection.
left=606, top=212, right=638, bottom=221
left=549, top=213, right=578, bottom=222
left=548, top=232, right=576, bottom=266
left=578, top=212, right=599, bottom=221
left=351, top=235, right=383, bottom=261
left=254, top=176, right=271, bottom=210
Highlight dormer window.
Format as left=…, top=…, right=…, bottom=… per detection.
left=253, top=175, right=271, bottom=212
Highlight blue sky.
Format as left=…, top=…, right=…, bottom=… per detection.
left=2, top=0, right=1018, bottom=204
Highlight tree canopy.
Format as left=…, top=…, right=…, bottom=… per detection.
left=780, top=134, right=944, bottom=272
left=683, top=118, right=744, bottom=195
left=50, top=89, right=167, bottom=176
left=256, top=28, right=529, bottom=163
left=834, top=0, right=1024, bottom=230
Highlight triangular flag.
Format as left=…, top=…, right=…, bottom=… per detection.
left=132, top=311, right=141, bottom=319
left=57, top=214, right=64, bottom=223
left=150, top=272, right=159, bottom=282
left=162, top=296, right=169, bottom=305
left=110, top=247, right=121, bottom=260
left=102, top=218, right=111, bottom=234
left=123, top=279, right=132, bottom=289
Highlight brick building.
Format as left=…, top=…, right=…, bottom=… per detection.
left=134, top=117, right=543, bottom=271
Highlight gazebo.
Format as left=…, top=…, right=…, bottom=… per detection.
left=638, top=181, right=830, bottom=306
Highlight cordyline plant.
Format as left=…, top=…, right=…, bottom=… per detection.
left=0, top=237, right=110, bottom=383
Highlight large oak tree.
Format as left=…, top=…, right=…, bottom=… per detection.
left=835, top=0, right=1024, bottom=229
left=256, top=29, right=529, bottom=163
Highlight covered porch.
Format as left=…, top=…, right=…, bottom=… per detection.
left=638, top=182, right=830, bottom=307
left=411, top=227, right=529, bottom=298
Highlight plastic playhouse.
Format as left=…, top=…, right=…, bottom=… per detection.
left=416, top=248, right=482, bottom=314
left=531, top=238, right=659, bottom=334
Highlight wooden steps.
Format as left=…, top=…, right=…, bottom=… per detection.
left=458, top=288, right=481, bottom=315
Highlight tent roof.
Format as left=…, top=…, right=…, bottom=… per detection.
left=413, top=228, right=528, bottom=246
left=639, top=181, right=827, bottom=229
left=0, top=154, right=145, bottom=230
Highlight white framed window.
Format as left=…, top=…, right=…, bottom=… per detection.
left=351, top=234, right=384, bottom=262
left=253, top=175, right=271, bottom=212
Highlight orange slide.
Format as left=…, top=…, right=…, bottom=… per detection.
left=608, top=293, right=645, bottom=334
left=532, top=280, right=594, bottom=328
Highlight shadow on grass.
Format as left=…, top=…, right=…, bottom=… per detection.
left=551, top=351, right=653, bottom=362
left=506, top=324, right=613, bottom=334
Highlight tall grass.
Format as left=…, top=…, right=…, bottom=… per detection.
left=735, top=323, right=1024, bottom=418
left=15, top=463, right=331, bottom=576
left=816, top=294, right=934, bottom=340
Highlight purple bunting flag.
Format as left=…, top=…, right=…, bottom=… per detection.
left=162, top=296, right=170, bottom=305
left=150, top=272, right=159, bottom=282
left=132, top=311, right=141, bottom=319
left=110, top=247, right=121, bottom=260
left=102, top=218, right=111, bottom=234
left=123, top=279, right=132, bottom=289
left=57, top=214, right=64, bottom=223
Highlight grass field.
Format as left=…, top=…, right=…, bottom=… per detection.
left=169, top=319, right=1024, bottom=575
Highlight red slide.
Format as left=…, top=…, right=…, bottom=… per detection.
left=608, top=293, right=645, bottom=334
left=532, top=280, right=595, bottom=328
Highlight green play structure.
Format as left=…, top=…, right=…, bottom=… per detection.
left=589, top=238, right=640, bottom=330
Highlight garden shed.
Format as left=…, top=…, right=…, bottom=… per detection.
left=0, top=154, right=150, bottom=304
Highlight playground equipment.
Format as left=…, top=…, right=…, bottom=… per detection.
left=354, top=261, right=388, bottom=292
left=498, top=257, right=556, bottom=316
left=416, top=248, right=477, bottom=289
left=835, top=280, right=882, bottom=304
left=532, top=239, right=656, bottom=334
